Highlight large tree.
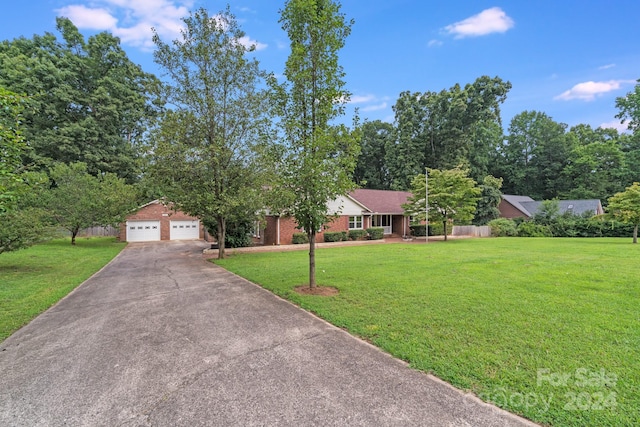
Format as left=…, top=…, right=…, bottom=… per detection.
left=607, top=182, right=640, bottom=244
left=387, top=76, right=511, bottom=190
left=150, top=7, right=272, bottom=259
left=403, top=168, right=481, bottom=241
left=273, top=0, right=360, bottom=287
left=0, top=88, right=28, bottom=213
left=562, top=125, right=625, bottom=200
left=500, top=111, right=569, bottom=199
left=47, top=162, right=137, bottom=245
left=353, top=120, right=393, bottom=189
left=0, top=18, right=163, bottom=181
left=473, top=175, right=503, bottom=225
left=616, top=79, right=640, bottom=133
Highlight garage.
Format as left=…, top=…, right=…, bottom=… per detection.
left=170, top=220, right=200, bottom=240
left=126, top=220, right=161, bottom=242
left=120, top=200, right=205, bottom=242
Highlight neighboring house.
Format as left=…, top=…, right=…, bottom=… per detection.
left=258, top=189, right=412, bottom=245
left=499, top=195, right=604, bottom=219
left=119, top=200, right=206, bottom=242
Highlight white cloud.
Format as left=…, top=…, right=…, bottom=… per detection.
left=56, top=5, right=118, bottom=30
left=237, top=35, right=268, bottom=51
left=55, top=0, right=266, bottom=51
left=599, top=120, right=629, bottom=133
left=362, top=102, right=388, bottom=112
left=444, top=7, right=514, bottom=38
left=428, top=39, right=443, bottom=48
left=349, top=94, right=376, bottom=104
left=598, top=63, right=616, bottom=70
left=554, top=80, right=634, bottom=101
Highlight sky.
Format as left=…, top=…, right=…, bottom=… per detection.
left=2, top=0, right=640, bottom=133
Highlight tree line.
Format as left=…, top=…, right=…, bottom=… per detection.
left=354, top=80, right=640, bottom=203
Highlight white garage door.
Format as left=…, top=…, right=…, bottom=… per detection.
left=126, top=220, right=160, bottom=242
left=170, top=220, right=200, bottom=240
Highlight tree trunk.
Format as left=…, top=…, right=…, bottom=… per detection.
left=217, top=216, right=226, bottom=259
left=71, top=227, right=79, bottom=245
left=634, top=224, right=638, bottom=244
left=308, top=231, right=316, bottom=288
left=443, top=220, right=448, bottom=242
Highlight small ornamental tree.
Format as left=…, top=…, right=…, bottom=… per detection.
left=47, top=162, right=137, bottom=245
left=272, top=0, right=360, bottom=287
left=607, top=182, right=640, bottom=243
left=403, top=168, right=481, bottom=241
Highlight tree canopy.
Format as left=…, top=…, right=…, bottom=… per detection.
left=47, top=162, right=137, bottom=245
left=607, top=182, right=640, bottom=244
left=0, top=18, right=163, bottom=181
left=0, top=88, right=28, bottom=213
left=403, top=168, right=481, bottom=241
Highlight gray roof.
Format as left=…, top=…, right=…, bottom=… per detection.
left=520, top=200, right=603, bottom=217
left=502, top=195, right=535, bottom=216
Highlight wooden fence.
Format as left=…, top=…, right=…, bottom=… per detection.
left=452, top=225, right=491, bottom=237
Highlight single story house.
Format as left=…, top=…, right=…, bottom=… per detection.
left=119, top=200, right=206, bottom=242
left=257, top=189, right=413, bottom=245
left=499, top=195, right=604, bottom=219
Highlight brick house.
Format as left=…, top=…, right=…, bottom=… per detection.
left=119, top=200, right=206, bottom=242
left=257, top=189, right=413, bottom=245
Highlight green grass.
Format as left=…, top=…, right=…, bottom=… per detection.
left=0, top=237, right=126, bottom=342
left=216, top=238, right=640, bottom=426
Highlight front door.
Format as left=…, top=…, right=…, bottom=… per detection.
left=372, top=215, right=392, bottom=234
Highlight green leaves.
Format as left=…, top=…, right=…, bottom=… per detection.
left=404, top=168, right=481, bottom=239
left=0, top=19, right=163, bottom=181
left=607, top=182, right=640, bottom=243
left=47, top=162, right=137, bottom=244
left=150, top=7, right=272, bottom=258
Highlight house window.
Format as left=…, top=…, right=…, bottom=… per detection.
left=349, top=215, right=363, bottom=229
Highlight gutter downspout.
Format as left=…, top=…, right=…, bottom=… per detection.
left=276, top=216, right=281, bottom=245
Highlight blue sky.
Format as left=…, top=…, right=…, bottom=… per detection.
left=2, top=0, right=639, bottom=132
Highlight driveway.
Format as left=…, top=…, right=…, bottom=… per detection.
left=0, top=241, right=536, bottom=426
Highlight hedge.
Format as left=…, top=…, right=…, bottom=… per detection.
left=367, top=227, right=384, bottom=240
left=323, top=231, right=344, bottom=242
left=292, top=232, right=308, bottom=244
left=348, top=229, right=368, bottom=240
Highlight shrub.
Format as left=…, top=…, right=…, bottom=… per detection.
left=292, top=232, right=308, bottom=244
left=341, top=231, right=348, bottom=241
left=348, top=229, right=368, bottom=240
left=487, top=218, right=518, bottom=237
left=367, top=227, right=384, bottom=240
left=323, top=231, right=344, bottom=242
left=517, top=221, right=552, bottom=237
left=410, top=224, right=426, bottom=237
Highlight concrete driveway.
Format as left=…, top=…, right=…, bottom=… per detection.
left=0, top=241, right=536, bottom=426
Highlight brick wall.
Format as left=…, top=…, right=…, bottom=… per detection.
left=498, top=200, right=527, bottom=219
left=263, top=215, right=351, bottom=245
left=119, top=201, right=204, bottom=241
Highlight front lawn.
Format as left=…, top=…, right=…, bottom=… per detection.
left=216, top=238, right=639, bottom=426
left=0, top=237, right=126, bottom=342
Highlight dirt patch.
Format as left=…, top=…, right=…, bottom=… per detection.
left=294, top=285, right=339, bottom=296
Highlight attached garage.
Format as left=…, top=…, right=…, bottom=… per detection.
left=126, top=220, right=161, bottom=242
left=170, top=220, right=200, bottom=240
left=119, top=200, right=205, bottom=242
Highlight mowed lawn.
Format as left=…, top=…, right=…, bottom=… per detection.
left=0, top=237, right=126, bottom=342
left=216, top=238, right=639, bottom=427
